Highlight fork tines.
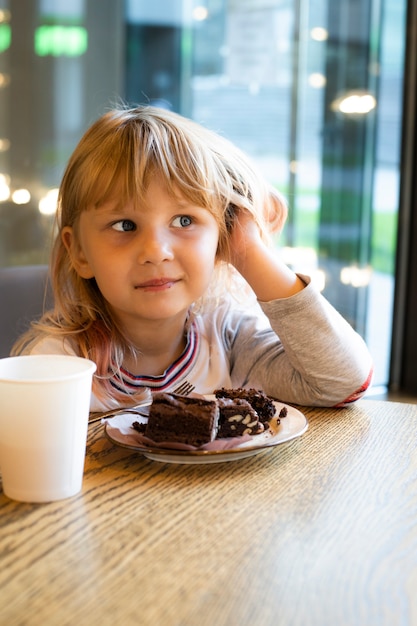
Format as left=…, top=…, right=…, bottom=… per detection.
left=172, top=381, right=195, bottom=396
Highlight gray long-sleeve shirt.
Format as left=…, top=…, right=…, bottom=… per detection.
left=30, top=276, right=373, bottom=411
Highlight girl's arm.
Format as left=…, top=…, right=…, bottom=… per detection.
left=225, top=208, right=373, bottom=405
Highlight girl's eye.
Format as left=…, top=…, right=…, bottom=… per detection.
left=172, top=215, right=193, bottom=228
left=112, top=219, right=136, bottom=232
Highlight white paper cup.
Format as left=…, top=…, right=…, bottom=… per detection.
left=0, top=355, right=96, bottom=503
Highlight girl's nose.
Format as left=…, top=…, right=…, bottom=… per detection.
left=135, top=228, right=174, bottom=265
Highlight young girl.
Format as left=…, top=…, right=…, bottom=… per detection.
left=13, top=105, right=373, bottom=411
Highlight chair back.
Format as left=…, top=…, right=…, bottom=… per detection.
left=0, top=265, right=52, bottom=358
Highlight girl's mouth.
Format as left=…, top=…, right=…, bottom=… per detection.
left=135, top=278, right=179, bottom=291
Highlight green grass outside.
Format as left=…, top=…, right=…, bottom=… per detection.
left=277, top=192, right=397, bottom=276
left=371, top=210, right=398, bottom=275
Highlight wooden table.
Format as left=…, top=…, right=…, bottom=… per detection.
left=1, top=399, right=417, bottom=626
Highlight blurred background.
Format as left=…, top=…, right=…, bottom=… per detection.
left=1, top=0, right=416, bottom=398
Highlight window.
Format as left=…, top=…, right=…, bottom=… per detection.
left=0, top=0, right=407, bottom=391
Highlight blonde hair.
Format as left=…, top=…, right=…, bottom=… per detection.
left=13, top=105, right=287, bottom=406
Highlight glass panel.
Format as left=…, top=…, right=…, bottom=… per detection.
left=185, top=0, right=406, bottom=388
left=0, top=0, right=124, bottom=265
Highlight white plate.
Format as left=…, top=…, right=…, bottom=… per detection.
left=104, top=400, right=308, bottom=464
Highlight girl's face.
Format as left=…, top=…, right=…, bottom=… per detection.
left=62, top=176, right=220, bottom=335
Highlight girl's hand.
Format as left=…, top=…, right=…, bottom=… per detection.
left=227, top=207, right=264, bottom=273
left=226, top=188, right=287, bottom=272
left=227, top=207, right=305, bottom=301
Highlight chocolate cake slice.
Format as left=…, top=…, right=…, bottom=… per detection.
left=214, top=387, right=276, bottom=425
left=144, top=392, right=219, bottom=446
left=217, top=397, right=263, bottom=438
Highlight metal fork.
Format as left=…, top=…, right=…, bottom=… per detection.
left=88, top=403, right=151, bottom=424
left=172, top=381, right=195, bottom=396
left=88, top=380, right=196, bottom=423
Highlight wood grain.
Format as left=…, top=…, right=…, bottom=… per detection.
left=1, top=400, right=417, bottom=626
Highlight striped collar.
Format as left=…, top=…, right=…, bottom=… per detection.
left=110, top=320, right=199, bottom=393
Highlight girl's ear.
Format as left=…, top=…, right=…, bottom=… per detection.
left=61, top=226, right=94, bottom=279
left=225, top=203, right=237, bottom=232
